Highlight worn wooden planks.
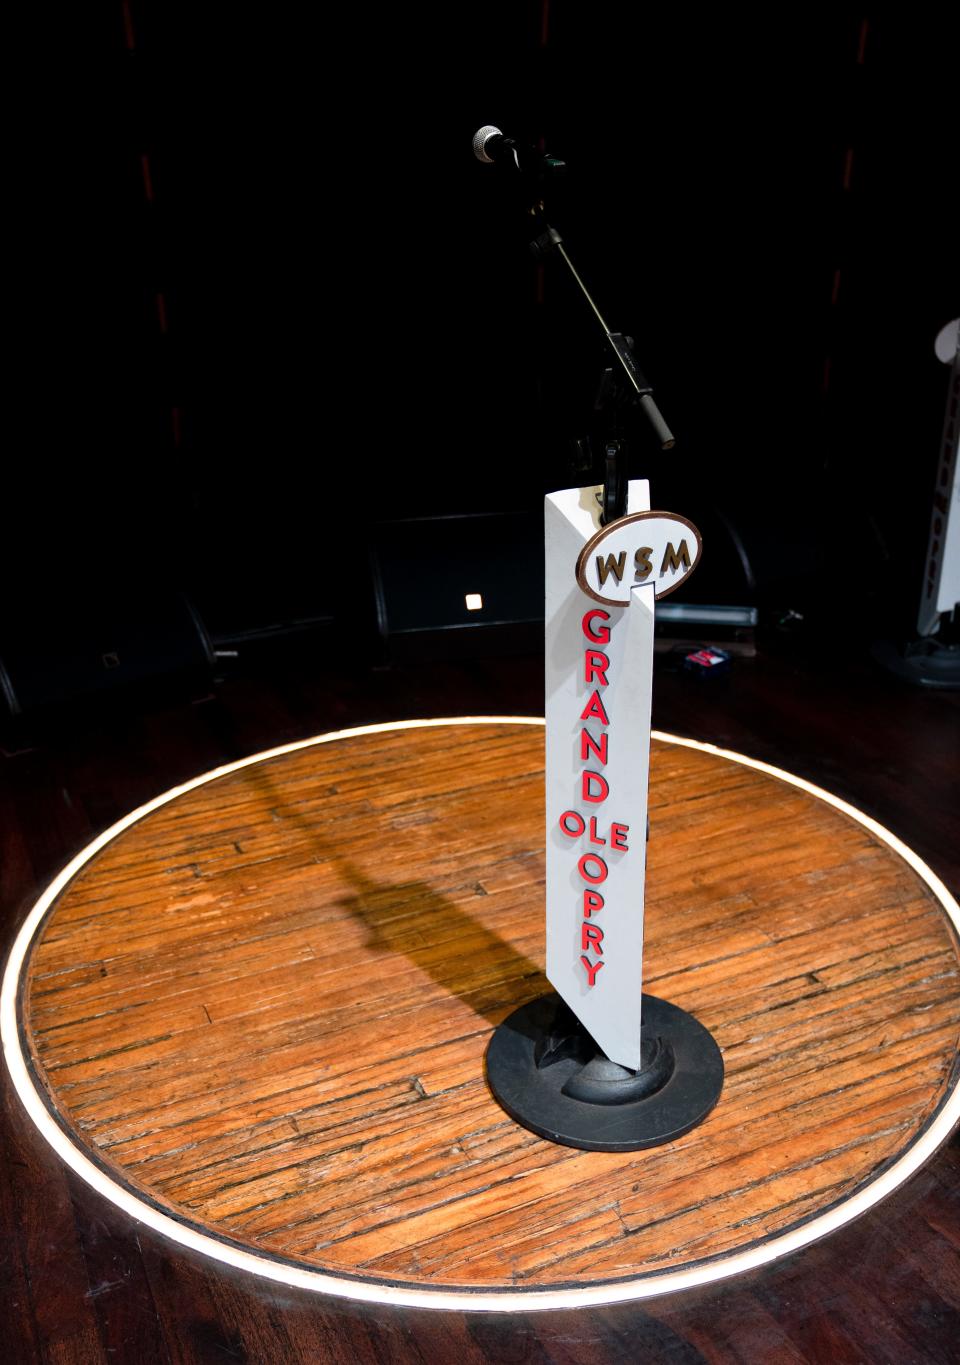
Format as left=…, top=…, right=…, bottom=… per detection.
left=19, top=722, right=960, bottom=1290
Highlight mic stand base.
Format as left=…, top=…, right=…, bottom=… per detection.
left=485, top=993, right=723, bottom=1152
left=871, top=634, right=960, bottom=690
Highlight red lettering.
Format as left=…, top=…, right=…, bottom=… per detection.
left=581, top=922, right=604, bottom=954
left=574, top=616, right=617, bottom=983
left=580, top=691, right=610, bottom=725
left=580, top=955, right=605, bottom=987
left=582, top=770, right=609, bottom=804
left=578, top=852, right=608, bottom=884
left=582, top=608, right=611, bottom=646
left=583, top=889, right=605, bottom=917
left=585, top=650, right=610, bottom=686
left=580, top=728, right=608, bottom=765
left=559, top=810, right=585, bottom=838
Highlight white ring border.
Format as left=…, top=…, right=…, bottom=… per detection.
left=2, top=716, right=958, bottom=1314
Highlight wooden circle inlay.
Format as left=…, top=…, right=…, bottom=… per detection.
left=15, top=723, right=960, bottom=1296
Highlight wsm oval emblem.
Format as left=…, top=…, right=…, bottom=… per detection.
left=575, top=511, right=702, bottom=606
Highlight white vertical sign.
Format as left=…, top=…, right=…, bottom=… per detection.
left=545, top=482, right=701, bottom=1070
left=545, top=480, right=652, bottom=1071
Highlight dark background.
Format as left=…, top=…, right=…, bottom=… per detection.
left=5, top=4, right=959, bottom=683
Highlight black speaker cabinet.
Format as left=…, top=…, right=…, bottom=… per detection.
left=368, top=512, right=544, bottom=655
left=0, top=591, right=214, bottom=723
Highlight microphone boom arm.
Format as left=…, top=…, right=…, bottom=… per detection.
left=473, top=124, right=676, bottom=522
left=531, top=224, right=676, bottom=454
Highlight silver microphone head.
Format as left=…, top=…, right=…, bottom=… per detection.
left=472, top=125, right=503, bottom=163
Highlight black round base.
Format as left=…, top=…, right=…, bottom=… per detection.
left=485, top=993, right=724, bottom=1152
left=872, top=637, right=960, bottom=690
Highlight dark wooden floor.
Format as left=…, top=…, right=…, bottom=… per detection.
left=2, top=633, right=958, bottom=1363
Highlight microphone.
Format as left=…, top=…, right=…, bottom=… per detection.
left=473, top=125, right=564, bottom=180
left=472, top=125, right=521, bottom=168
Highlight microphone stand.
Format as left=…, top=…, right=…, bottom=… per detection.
left=529, top=218, right=676, bottom=524
left=477, top=135, right=675, bottom=512
left=481, top=138, right=724, bottom=1152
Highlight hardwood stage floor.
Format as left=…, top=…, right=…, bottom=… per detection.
left=2, top=641, right=958, bottom=1361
